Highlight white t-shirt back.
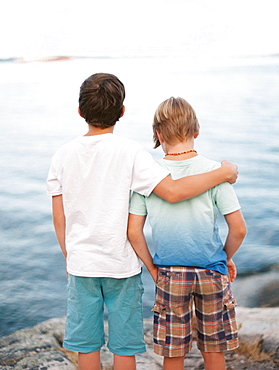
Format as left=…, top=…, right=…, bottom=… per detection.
left=47, top=134, right=169, bottom=278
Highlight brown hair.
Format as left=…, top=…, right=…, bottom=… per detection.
left=79, top=73, right=125, bottom=128
left=153, top=97, right=199, bottom=148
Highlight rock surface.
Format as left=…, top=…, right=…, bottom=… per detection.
left=0, top=307, right=279, bottom=369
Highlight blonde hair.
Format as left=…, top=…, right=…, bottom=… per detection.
left=153, top=97, right=199, bottom=148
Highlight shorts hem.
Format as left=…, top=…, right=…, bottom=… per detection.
left=108, top=345, right=146, bottom=357
left=154, top=343, right=192, bottom=357
left=197, top=339, right=239, bottom=353
left=63, top=342, right=104, bottom=354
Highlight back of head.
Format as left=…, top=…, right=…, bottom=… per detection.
left=153, top=97, right=199, bottom=148
left=79, top=73, right=125, bottom=128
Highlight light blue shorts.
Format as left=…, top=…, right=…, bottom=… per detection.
left=63, top=273, right=146, bottom=356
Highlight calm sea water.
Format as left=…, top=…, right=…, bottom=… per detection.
left=0, top=55, right=279, bottom=337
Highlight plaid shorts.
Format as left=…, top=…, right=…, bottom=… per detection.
left=152, top=266, right=238, bottom=357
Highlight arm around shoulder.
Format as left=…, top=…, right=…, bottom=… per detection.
left=153, top=162, right=239, bottom=203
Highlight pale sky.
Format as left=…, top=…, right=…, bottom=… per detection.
left=1, top=0, right=278, bottom=58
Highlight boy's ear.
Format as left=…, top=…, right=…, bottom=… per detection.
left=78, top=107, right=84, bottom=118
left=156, top=130, right=164, bottom=143
left=120, top=105, right=125, bottom=118
left=194, top=126, right=200, bottom=139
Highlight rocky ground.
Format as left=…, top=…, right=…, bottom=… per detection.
left=0, top=307, right=279, bottom=369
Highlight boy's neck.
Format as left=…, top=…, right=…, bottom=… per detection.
left=84, top=125, right=114, bottom=136
left=163, top=140, right=197, bottom=161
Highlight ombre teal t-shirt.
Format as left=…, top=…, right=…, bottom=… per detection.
left=129, top=155, right=241, bottom=275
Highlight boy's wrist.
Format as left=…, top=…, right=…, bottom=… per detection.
left=221, top=161, right=238, bottom=184
left=150, top=264, right=158, bottom=273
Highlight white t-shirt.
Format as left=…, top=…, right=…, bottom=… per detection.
left=47, top=134, right=169, bottom=278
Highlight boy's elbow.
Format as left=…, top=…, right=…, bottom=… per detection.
left=240, top=224, right=247, bottom=239
left=163, top=192, right=176, bottom=203
left=158, top=186, right=186, bottom=203
left=238, top=222, right=247, bottom=241
left=127, top=227, right=137, bottom=243
left=154, top=177, right=187, bottom=203
left=166, top=190, right=190, bottom=203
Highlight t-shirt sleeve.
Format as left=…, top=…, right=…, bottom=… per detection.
left=214, top=182, right=241, bottom=215
left=129, top=192, right=148, bottom=216
left=46, top=152, right=62, bottom=196
left=131, top=148, right=169, bottom=196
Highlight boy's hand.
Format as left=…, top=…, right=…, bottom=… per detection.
left=227, top=259, right=237, bottom=282
left=221, top=160, right=238, bottom=184
left=150, top=266, right=158, bottom=283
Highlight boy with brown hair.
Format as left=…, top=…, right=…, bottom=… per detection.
left=128, top=97, right=246, bottom=370
left=47, top=75, right=238, bottom=370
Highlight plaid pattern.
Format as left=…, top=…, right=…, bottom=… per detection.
left=152, top=266, right=238, bottom=357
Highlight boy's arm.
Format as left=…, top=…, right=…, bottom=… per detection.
left=224, top=209, right=246, bottom=281
left=52, top=195, right=67, bottom=259
left=127, top=213, right=158, bottom=282
left=153, top=160, right=238, bottom=203
left=224, top=209, right=246, bottom=260
left=227, top=259, right=237, bottom=282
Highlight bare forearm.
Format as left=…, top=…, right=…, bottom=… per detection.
left=224, top=210, right=246, bottom=260
left=129, top=233, right=157, bottom=277
left=54, top=220, right=67, bottom=258
left=154, top=165, right=237, bottom=203
left=177, top=166, right=236, bottom=199
left=52, top=195, right=67, bottom=258
left=224, top=232, right=245, bottom=260
left=128, top=215, right=158, bottom=282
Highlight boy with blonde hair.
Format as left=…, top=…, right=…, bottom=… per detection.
left=47, top=74, right=238, bottom=370
left=128, top=97, right=246, bottom=370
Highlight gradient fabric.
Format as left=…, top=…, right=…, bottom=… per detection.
left=129, top=155, right=240, bottom=275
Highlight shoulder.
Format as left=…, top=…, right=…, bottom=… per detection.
left=53, top=135, right=143, bottom=155
left=158, top=156, right=221, bottom=173
left=197, top=155, right=220, bottom=168
left=49, top=138, right=83, bottom=170
left=52, top=137, right=81, bottom=155
left=112, top=135, right=143, bottom=151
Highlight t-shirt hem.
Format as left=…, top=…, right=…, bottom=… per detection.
left=142, top=173, right=169, bottom=197
left=67, top=267, right=142, bottom=279
left=47, top=191, right=62, bottom=196
left=156, top=264, right=228, bottom=275
left=220, top=205, right=241, bottom=216
left=129, top=209, right=147, bottom=216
